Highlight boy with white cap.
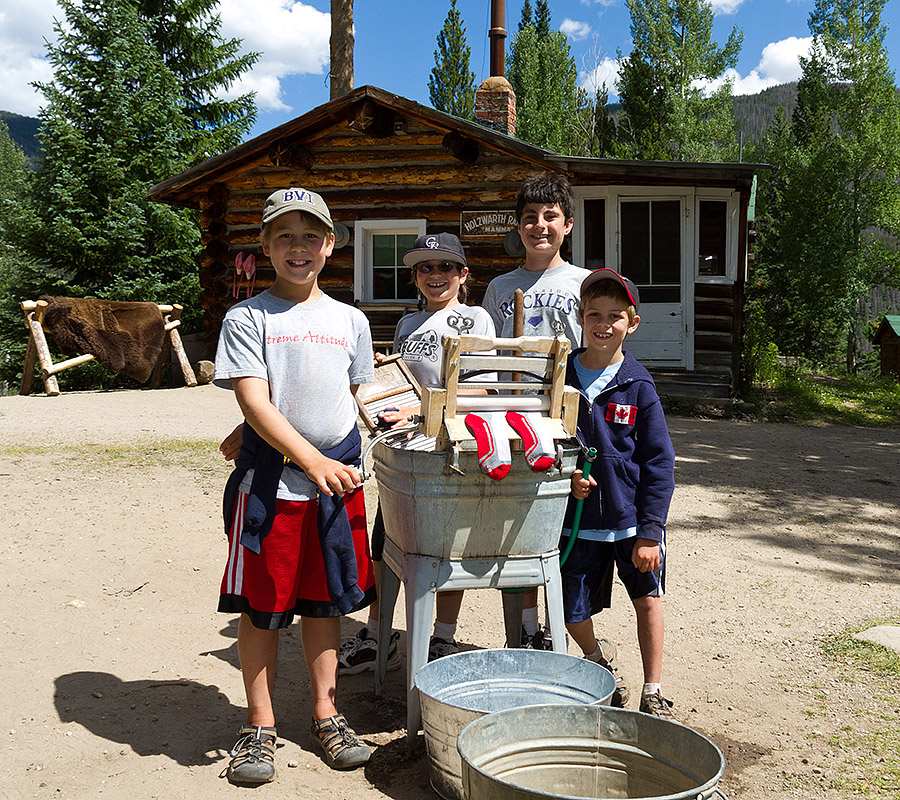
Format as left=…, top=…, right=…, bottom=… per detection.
left=214, top=187, right=376, bottom=783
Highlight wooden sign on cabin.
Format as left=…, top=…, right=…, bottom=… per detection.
left=459, top=210, right=516, bottom=238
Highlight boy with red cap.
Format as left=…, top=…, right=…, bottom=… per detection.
left=561, top=268, right=677, bottom=719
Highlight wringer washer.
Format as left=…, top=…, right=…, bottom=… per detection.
left=358, top=314, right=583, bottom=742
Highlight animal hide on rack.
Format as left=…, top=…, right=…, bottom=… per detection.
left=39, top=296, right=167, bottom=384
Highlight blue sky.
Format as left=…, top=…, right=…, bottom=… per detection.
left=1, top=0, right=897, bottom=142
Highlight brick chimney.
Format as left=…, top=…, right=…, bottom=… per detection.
left=473, top=0, right=516, bottom=136
left=475, top=76, right=517, bottom=136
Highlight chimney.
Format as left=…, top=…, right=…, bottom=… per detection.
left=474, top=0, right=516, bottom=136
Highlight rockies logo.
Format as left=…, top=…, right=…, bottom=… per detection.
left=426, top=237, right=439, bottom=248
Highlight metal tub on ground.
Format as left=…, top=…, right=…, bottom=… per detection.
left=416, top=649, right=616, bottom=800
left=457, top=705, right=727, bottom=800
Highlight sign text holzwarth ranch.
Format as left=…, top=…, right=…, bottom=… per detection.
left=460, top=210, right=517, bottom=237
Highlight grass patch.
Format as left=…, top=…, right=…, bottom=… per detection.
left=821, top=617, right=900, bottom=798
left=0, top=438, right=228, bottom=471
left=746, top=366, right=900, bottom=426
left=822, top=617, right=900, bottom=678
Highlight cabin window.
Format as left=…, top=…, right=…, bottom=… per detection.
left=698, top=201, right=727, bottom=277
left=372, top=233, right=418, bottom=300
left=619, top=199, right=681, bottom=303
left=354, top=219, right=426, bottom=302
left=583, top=198, right=606, bottom=270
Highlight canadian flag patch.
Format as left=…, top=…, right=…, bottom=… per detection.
left=606, top=403, right=637, bottom=425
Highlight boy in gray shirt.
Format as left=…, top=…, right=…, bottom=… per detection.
left=214, top=188, right=375, bottom=783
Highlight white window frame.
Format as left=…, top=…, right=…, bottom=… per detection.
left=353, top=218, right=426, bottom=302
left=694, top=189, right=740, bottom=285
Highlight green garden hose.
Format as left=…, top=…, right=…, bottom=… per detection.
left=560, top=446, right=597, bottom=567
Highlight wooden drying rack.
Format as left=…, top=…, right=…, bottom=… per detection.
left=19, top=299, right=198, bottom=396
left=419, top=320, right=580, bottom=452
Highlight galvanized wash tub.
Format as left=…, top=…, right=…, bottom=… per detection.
left=457, top=705, right=727, bottom=800
left=372, top=441, right=579, bottom=559
left=416, top=649, right=617, bottom=800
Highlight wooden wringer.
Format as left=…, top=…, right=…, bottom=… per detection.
left=418, top=311, right=581, bottom=457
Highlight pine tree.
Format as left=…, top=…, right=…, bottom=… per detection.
left=17, top=0, right=200, bottom=300
left=753, top=0, right=900, bottom=367
left=614, top=51, right=671, bottom=159
left=137, top=0, right=259, bottom=159
left=519, top=0, right=533, bottom=31
left=618, top=0, right=742, bottom=160
left=506, top=2, right=591, bottom=154
left=0, top=121, right=31, bottom=245
left=428, top=0, right=476, bottom=119
left=535, top=0, right=552, bottom=38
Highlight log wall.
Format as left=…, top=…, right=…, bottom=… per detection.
left=195, top=116, right=545, bottom=352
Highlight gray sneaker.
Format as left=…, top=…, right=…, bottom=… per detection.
left=428, top=635, right=459, bottom=661
left=223, top=725, right=277, bottom=784
left=310, top=714, right=371, bottom=770
left=338, top=627, right=401, bottom=674
left=520, top=625, right=554, bottom=650
left=639, top=691, right=676, bottom=720
left=591, top=638, right=630, bottom=708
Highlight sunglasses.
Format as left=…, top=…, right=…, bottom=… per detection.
left=415, top=261, right=459, bottom=274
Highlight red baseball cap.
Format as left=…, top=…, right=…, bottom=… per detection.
left=580, top=268, right=640, bottom=311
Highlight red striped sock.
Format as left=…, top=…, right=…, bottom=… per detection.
left=506, top=411, right=555, bottom=472
left=464, top=412, right=511, bottom=480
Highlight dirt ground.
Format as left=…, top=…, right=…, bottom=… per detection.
left=1, top=385, right=898, bottom=800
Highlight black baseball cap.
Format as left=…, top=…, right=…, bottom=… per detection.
left=402, top=232, right=467, bottom=267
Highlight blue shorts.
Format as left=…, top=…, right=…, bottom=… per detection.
left=560, top=536, right=666, bottom=624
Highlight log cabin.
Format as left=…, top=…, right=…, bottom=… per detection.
left=148, top=80, right=763, bottom=403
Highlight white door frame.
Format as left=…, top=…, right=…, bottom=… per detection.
left=573, top=186, right=694, bottom=370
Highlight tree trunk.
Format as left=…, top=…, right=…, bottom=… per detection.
left=330, top=0, right=354, bottom=99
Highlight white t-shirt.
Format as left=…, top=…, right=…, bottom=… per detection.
left=214, top=290, right=374, bottom=500
left=393, top=304, right=496, bottom=388
left=482, top=261, right=591, bottom=346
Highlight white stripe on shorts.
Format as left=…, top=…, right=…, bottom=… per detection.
left=225, top=491, right=246, bottom=596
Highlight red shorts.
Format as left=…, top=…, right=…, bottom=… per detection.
left=218, top=488, right=375, bottom=628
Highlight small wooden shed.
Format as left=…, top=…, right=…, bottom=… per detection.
left=148, top=84, right=762, bottom=401
left=873, top=315, right=900, bottom=377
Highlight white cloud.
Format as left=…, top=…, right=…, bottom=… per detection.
left=709, top=0, right=745, bottom=14
left=217, top=0, right=331, bottom=112
left=700, top=36, right=813, bottom=96
left=580, top=57, right=623, bottom=97
left=0, top=0, right=60, bottom=115
left=561, top=19, right=593, bottom=41
left=0, top=0, right=331, bottom=117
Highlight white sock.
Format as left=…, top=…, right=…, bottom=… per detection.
left=366, top=616, right=379, bottom=642
left=642, top=683, right=661, bottom=697
left=432, top=620, right=457, bottom=643
left=585, top=642, right=603, bottom=661
left=522, top=605, right=540, bottom=636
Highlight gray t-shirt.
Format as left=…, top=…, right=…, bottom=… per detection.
left=214, top=290, right=374, bottom=500
left=482, top=262, right=591, bottom=346
left=393, top=304, right=496, bottom=387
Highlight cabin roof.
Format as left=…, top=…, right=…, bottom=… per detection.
left=874, top=315, right=900, bottom=343
left=149, top=84, right=765, bottom=207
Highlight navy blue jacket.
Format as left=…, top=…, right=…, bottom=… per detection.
left=222, top=422, right=365, bottom=615
left=562, top=349, right=675, bottom=542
